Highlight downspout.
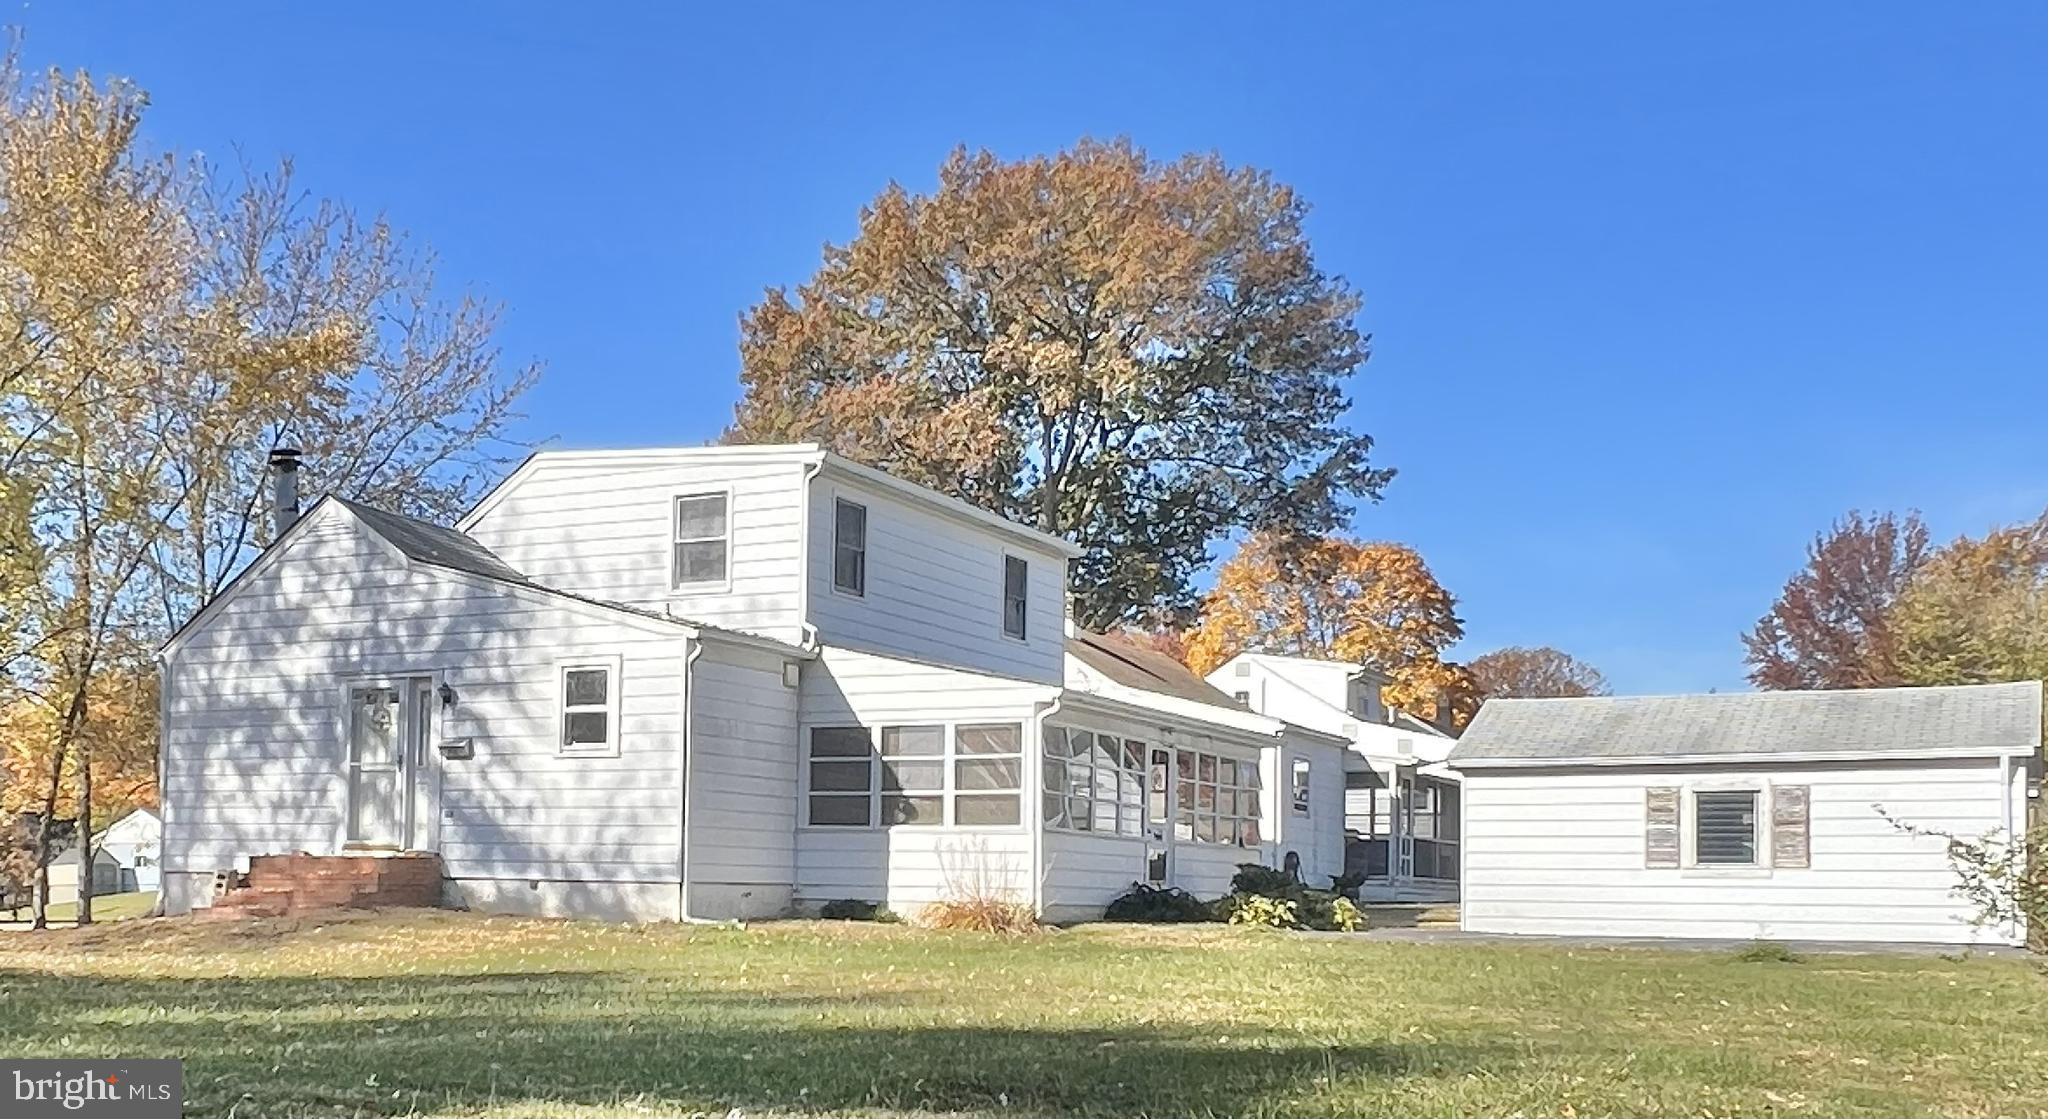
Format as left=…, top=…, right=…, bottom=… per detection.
left=678, top=639, right=706, bottom=922
left=1029, top=694, right=1064, bottom=917
left=795, top=455, right=826, bottom=651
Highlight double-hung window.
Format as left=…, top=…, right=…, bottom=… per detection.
left=833, top=498, right=867, bottom=595
left=558, top=658, right=620, bottom=757
left=1002, top=555, right=1029, bottom=639
left=880, top=726, right=944, bottom=825
left=807, top=727, right=875, bottom=825
left=672, top=492, right=729, bottom=590
left=1290, top=758, right=1312, bottom=815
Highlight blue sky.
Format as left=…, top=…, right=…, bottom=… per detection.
left=23, top=2, right=2047, bottom=693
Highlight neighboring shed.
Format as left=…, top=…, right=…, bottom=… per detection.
left=1448, top=682, right=2043, bottom=946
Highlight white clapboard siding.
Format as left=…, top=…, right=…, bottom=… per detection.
left=1459, top=757, right=2026, bottom=945
left=463, top=457, right=810, bottom=642
left=1041, top=831, right=1148, bottom=916
left=686, top=642, right=801, bottom=918
left=792, top=646, right=1054, bottom=912
left=161, top=501, right=690, bottom=909
left=1269, top=734, right=1348, bottom=889
left=794, top=830, right=1035, bottom=911
left=808, top=473, right=1067, bottom=685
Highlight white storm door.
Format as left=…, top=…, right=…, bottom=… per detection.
left=346, top=684, right=406, bottom=847
left=1145, top=747, right=1174, bottom=886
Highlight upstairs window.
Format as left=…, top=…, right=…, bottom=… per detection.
left=1003, top=555, right=1029, bottom=639
left=672, top=492, right=730, bottom=589
left=833, top=498, right=867, bottom=596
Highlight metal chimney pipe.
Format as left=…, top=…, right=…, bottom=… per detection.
left=268, top=447, right=302, bottom=539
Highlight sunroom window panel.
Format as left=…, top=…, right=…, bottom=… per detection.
left=881, top=759, right=942, bottom=792
left=956, top=757, right=1021, bottom=791
left=956, top=794, right=1020, bottom=826
left=808, top=796, right=869, bottom=826
left=810, top=727, right=872, bottom=758
left=880, top=725, right=944, bottom=756
left=808, top=760, right=871, bottom=792
left=958, top=724, right=1021, bottom=755
left=882, top=795, right=942, bottom=826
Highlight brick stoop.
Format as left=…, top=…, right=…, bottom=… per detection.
left=198, top=853, right=445, bottom=920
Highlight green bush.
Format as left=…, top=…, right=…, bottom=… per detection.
left=1328, top=871, right=1366, bottom=899
left=1103, top=883, right=1216, bottom=923
left=1330, top=896, right=1367, bottom=932
left=1230, top=863, right=1299, bottom=899
left=1731, top=940, right=1802, bottom=964
left=818, top=898, right=898, bottom=922
left=1223, top=893, right=1297, bottom=928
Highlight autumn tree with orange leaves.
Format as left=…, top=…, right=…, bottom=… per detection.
left=1467, top=646, right=1609, bottom=699
left=729, top=139, right=1391, bottom=628
left=1186, top=533, right=1470, bottom=722
left=1744, top=511, right=1931, bottom=690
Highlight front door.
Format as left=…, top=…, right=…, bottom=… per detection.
left=345, top=679, right=433, bottom=848
left=1145, top=747, right=1173, bottom=886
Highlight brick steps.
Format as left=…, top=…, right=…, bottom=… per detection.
left=199, top=854, right=444, bottom=920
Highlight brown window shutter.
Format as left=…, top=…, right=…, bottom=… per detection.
left=1772, top=785, right=1811, bottom=869
left=1646, top=787, right=1680, bottom=868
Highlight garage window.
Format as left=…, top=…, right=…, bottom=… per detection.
left=1694, top=789, right=1759, bottom=865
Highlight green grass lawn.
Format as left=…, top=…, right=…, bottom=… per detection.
left=37, top=889, right=157, bottom=923
left=0, top=912, right=2042, bottom=1118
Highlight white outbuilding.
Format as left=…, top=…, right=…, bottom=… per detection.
left=1448, top=682, right=2042, bottom=947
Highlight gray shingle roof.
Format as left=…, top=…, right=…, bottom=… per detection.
left=338, top=497, right=532, bottom=585
left=1449, top=682, right=2043, bottom=766
left=1068, top=630, right=1243, bottom=711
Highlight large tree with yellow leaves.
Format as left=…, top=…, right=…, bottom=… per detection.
left=1185, top=533, right=1469, bottom=721
left=0, top=54, right=534, bottom=925
left=729, top=139, right=1390, bottom=628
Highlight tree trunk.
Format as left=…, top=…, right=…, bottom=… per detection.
left=30, top=861, right=47, bottom=930
left=77, top=744, right=93, bottom=926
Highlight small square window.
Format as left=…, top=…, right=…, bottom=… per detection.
left=1695, top=790, right=1759, bottom=865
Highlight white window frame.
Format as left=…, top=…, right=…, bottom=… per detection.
left=1001, top=553, right=1029, bottom=641
left=1290, top=757, right=1312, bottom=816
left=832, top=495, right=867, bottom=598
left=670, top=489, right=732, bottom=594
left=1681, top=781, right=1772, bottom=877
left=801, top=720, right=1026, bottom=831
left=556, top=655, right=623, bottom=758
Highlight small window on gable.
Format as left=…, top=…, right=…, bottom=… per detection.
left=559, top=659, right=620, bottom=757
left=1003, top=555, right=1029, bottom=639
left=834, top=498, right=866, bottom=596
left=672, top=492, right=729, bottom=589
left=1694, top=789, right=1759, bottom=865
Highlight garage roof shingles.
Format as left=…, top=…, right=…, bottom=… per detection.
left=1449, top=682, right=2042, bottom=766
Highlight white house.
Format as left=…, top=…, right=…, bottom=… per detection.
left=1207, top=653, right=1460, bottom=901
left=93, top=808, right=162, bottom=894
left=157, top=444, right=1348, bottom=922
left=1448, top=683, right=2044, bottom=946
